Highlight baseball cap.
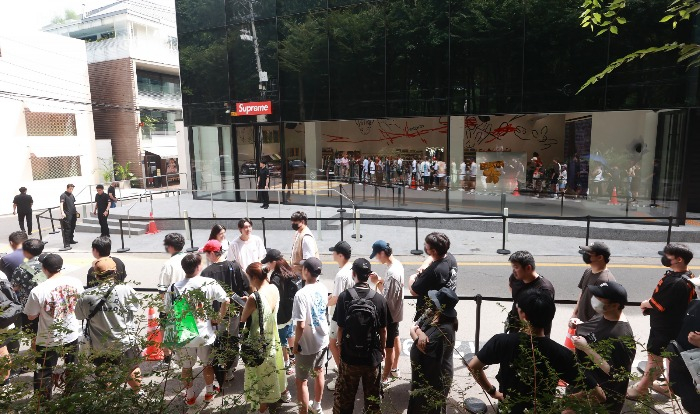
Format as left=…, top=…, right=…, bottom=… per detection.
left=93, top=257, right=117, bottom=275
left=428, top=287, right=459, bottom=318
left=329, top=241, right=352, bottom=257
left=261, top=248, right=283, bottom=264
left=579, top=242, right=611, bottom=260
left=370, top=240, right=389, bottom=259
left=303, top=257, right=323, bottom=276
left=38, top=253, right=63, bottom=273
left=588, top=281, right=628, bottom=305
left=351, top=258, right=372, bottom=276
left=199, top=239, right=222, bottom=253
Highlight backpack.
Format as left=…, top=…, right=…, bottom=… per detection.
left=0, top=279, right=22, bottom=329
left=342, top=288, right=380, bottom=359
left=273, top=273, right=301, bottom=325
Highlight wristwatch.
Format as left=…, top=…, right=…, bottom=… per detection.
left=487, top=385, right=497, bottom=396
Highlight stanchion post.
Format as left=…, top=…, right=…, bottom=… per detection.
left=585, top=215, right=591, bottom=246
left=351, top=209, right=362, bottom=240
left=48, top=208, right=59, bottom=234
left=338, top=185, right=346, bottom=213
left=497, top=209, right=511, bottom=255
left=36, top=214, right=43, bottom=242
left=410, top=217, right=422, bottom=255
left=560, top=191, right=564, bottom=216
left=340, top=212, right=344, bottom=242
left=475, top=294, right=483, bottom=353
left=262, top=217, right=267, bottom=247
left=186, top=217, right=198, bottom=252
left=658, top=216, right=673, bottom=255
left=117, top=219, right=130, bottom=253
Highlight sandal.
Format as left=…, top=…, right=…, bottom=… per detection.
left=651, top=380, right=671, bottom=398
left=626, top=383, right=649, bottom=400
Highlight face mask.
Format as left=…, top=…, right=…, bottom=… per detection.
left=582, top=253, right=592, bottom=264
left=661, top=256, right=673, bottom=267
left=292, top=223, right=300, bottom=231
left=591, top=297, right=606, bottom=314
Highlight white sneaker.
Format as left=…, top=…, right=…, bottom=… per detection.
left=326, top=378, right=336, bottom=391
left=390, top=368, right=401, bottom=378
left=280, top=390, right=292, bottom=403
left=310, top=401, right=323, bottom=414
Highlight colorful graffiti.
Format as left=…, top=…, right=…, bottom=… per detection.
left=465, top=115, right=559, bottom=151
left=324, top=118, right=448, bottom=145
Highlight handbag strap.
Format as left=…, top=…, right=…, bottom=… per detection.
left=88, top=283, right=117, bottom=321
left=254, top=291, right=265, bottom=337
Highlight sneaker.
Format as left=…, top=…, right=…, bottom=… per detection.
left=326, top=378, right=336, bottom=391
left=381, top=379, right=391, bottom=389
left=185, top=394, right=197, bottom=406
left=285, top=363, right=294, bottom=376
left=204, top=385, right=220, bottom=403
left=390, top=368, right=401, bottom=378
left=310, top=401, right=323, bottom=414
left=280, top=390, right=292, bottom=403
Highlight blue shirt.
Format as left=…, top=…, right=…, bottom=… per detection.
left=1, top=249, right=25, bottom=278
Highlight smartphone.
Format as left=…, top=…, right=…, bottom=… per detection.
left=231, top=293, right=247, bottom=307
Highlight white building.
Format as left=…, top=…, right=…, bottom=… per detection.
left=0, top=31, right=99, bottom=214
left=43, top=0, right=185, bottom=189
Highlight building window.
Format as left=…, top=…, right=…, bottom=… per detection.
left=24, top=110, right=77, bottom=136
left=136, top=70, right=181, bottom=96
left=30, top=156, right=82, bottom=180
left=140, top=109, right=181, bottom=138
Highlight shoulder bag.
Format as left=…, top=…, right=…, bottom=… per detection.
left=240, top=291, right=269, bottom=367
left=82, top=283, right=117, bottom=344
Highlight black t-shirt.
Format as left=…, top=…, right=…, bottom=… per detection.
left=676, top=299, right=700, bottom=351
left=258, top=167, right=269, bottom=188
left=476, top=332, right=598, bottom=414
left=507, top=274, right=555, bottom=334
left=200, top=260, right=250, bottom=297
left=95, top=192, right=110, bottom=211
left=270, top=270, right=301, bottom=325
left=649, top=271, right=697, bottom=336
left=574, top=315, right=635, bottom=414
left=333, top=283, right=388, bottom=366
left=107, top=185, right=116, bottom=200
left=13, top=194, right=33, bottom=212
left=60, top=191, right=76, bottom=214
left=412, top=253, right=458, bottom=320
left=86, top=256, right=127, bottom=286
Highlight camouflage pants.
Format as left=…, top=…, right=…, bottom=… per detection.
left=333, top=361, right=381, bottom=414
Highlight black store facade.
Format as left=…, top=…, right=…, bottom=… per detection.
left=176, top=0, right=700, bottom=222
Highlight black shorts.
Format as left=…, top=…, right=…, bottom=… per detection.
left=647, top=328, right=674, bottom=356
left=93, top=346, right=142, bottom=370
left=385, top=322, right=399, bottom=349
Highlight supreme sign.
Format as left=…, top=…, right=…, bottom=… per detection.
left=233, top=101, right=273, bottom=116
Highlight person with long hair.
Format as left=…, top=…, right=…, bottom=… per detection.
left=408, top=287, right=459, bottom=414
left=208, top=224, right=229, bottom=259
left=241, top=262, right=286, bottom=412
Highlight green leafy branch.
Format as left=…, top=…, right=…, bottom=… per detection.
left=580, top=0, right=627, bottom=36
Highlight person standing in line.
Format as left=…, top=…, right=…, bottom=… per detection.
left=293, top=258, right=329, bottom=414
left=164, top=253, right=229, bottom=406
left=504, top=251, right=555, bottom=336
left=154, top=233, right=187, bottom=372
left=228, top=218, right=266, bottom=271
left=0, top=231, right=28, bottom=279
left=290, top=211, right=319, bottom=275
left=23, top=253, right=84, bottom=399
left=208, top=224, right=230, bottom=260
left=86, top=236, right=127, bottom=287
left=258, top=160, right=270, bottom=209
left=571, top=242, right=615, bottom=324
left=75, top=257, right=142, bottom=392
left=369, top=240, right=404, bottom=386
left=12, top=187, right=33, bottom=235
left=241, top=262, right=287, bottom=411
left=362, top=157, right=369, bottom=183
left=332, top=258, right=388, bottom=414
left=409, top=232, right=458, bottom=320
left=667, top=277, right=700, bottom=413
left=9, top=239, right=45, bottom=337
left=629, top=243, right=697, bottom=399
left=469, top=158, right=478, bottom=193
left=408, top=287, right=459, bottom=414
left=107, top=182, right=118, bottom=209
left=412, top=158, right=418, bottom=184
left=327, top=241, right=354, bottom=391
left=93, top=184, right=111, bottom=237
left=369, top=158, right=376, bottom=184
left=59, top=183, right=78, bottom=249
left=459, top=160, right=467, bottom=190
left=421, top=157, right=431, bottom=189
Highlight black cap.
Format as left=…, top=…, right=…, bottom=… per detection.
left=588, top=281, right=628, bottom=305
left=579, top=242, right=611, bottom=260
left=38, top=253, right=63, bottom=273
left=351, top=258, right=372, bottom=276
left=370, top=240, right=389, bottom=259
left=428, top=287, right=459, bottom=318
left=303, top=257, right=322, bottom=276
left=329, top=241, right=352, bottom=257
left=261, top=248, right=283, bottom=264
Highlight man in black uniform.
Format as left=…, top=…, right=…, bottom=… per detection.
left=258, top=160, right=270, bottom=209
left=108, top=182, right=118, bottom=208
left=59, top=184, right=77, bottom=249
left=12, top=187, right=33, bottom=234
left=93, top=184, right=111, bottom=237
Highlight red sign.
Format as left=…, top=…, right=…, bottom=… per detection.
left=233, top=101, right=272, bottom=116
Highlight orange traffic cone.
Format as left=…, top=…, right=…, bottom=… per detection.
left=608, top=186, right=620, bottom=205
left=512, top=182, right=520, bottom=196
left=410, top=175, right=417, bottom=189
left=142, top=307, right=164, bottom=361
left=146, top=211, right=159, bottom=234
left=564, top=326, right=576, bottom=352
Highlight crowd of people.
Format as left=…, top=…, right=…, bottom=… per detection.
left=0, top=213, right=699, bottom=414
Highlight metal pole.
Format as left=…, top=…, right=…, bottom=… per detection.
left=117, top=219, right=130, bottom=253
left=351, top=209, right=362, bottom=240
left=410, top=217, right=422, bottom=255
left=475, top=294, right=482, bottom=353
left=659, top=216, right=673, bottom=255
left=585, top=215, right=591, bottom=246
left=177, top=189, right=181, bottom=218
left=262, top=217, right=267, bottom=247
left=316, top=207, right=322, bottom=241
left=340, top=212, right=344, bottom=242
left=497, top=211, right=511, bottom=255
left=186, top=216, right=197, bottom=252
left=278, top=190, right=281, bottom=218
left=48, top=208, right=59, bottom=234
left=338, top=184, right=346, bottom=213
left=210, top=191, right=214, bottom=218
left=560, top=191, right=564, bottom=216
left=245, top=191, right=249, bottom=218
left=36, top=214, right=43, bottom=242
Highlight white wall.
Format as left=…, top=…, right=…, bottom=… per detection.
left=0, top=31, right=99, bottom=213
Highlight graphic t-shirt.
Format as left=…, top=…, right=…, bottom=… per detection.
left=411, top=253, right=458, bottom=320
left=9, top=257, right=45, bottom=305
left=649, top=270, right=697, bottom=337
left=292, top=282, right=329, bottom=355
left=75, top=283, right=140, bottom=351
left=23, top=275, right=84, bottom=346
left=577, top=268, right=616, bottom=322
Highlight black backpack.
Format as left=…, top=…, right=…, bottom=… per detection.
left=273, top=273, right=301, bottom=325
left=0, top=279, right=22, bottom=329
left=342, top=288, right=379, bottom=359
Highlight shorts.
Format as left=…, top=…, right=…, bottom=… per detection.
left=329, top=319, right=339, bottom=339
left=647, top=329, right=673, bottom=356
left=278, top=324, right=293, bottom=347
left=295, top=348, right=327, bottom=380
left=385, top=322, right=399, bottom=349
left=177, top=344, right=213, bottom=369
left=93, top=346, right=141, bottom=370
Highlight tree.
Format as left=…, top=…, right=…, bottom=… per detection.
left=50, top=9, right=80, bottom=25
left=578, top=0, right=700, bottom=92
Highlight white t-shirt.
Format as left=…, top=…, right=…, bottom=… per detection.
left=385, top=260, right=405, bottom=323
left=412, top=160, right=417, bottom=172
left=470, top=162, right=478, bottom=177
left=165, top=275, right=229, bottom=347
left=363, top=159, right=369, bottom=171
left=292, top=282, right=329, bottom=355
left=23, top=275, right=84, bottom=347
left=331, top=263, right=354, bottom=298
left=460, top=162, right=467, bottom=175
left=157, top=251, right=187, bottom=293
left=228, top=235, right=266, bottom=271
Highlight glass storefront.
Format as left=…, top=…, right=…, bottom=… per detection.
left=177, top=0, right=699, bottom=220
